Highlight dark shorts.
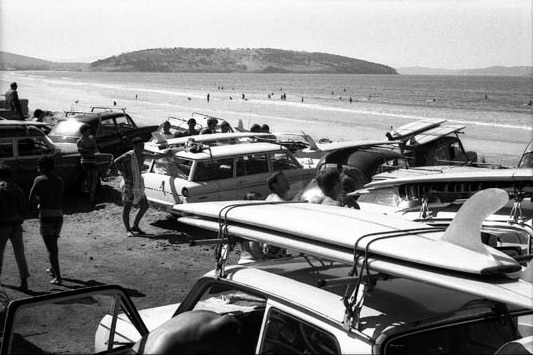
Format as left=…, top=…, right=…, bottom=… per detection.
left=40, top=217, right=63, bottom=237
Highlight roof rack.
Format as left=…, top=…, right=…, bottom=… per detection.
left=90, top=106, right=127, bottom=114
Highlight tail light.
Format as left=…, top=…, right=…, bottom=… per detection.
left=181, top=187, right=189, bottom=197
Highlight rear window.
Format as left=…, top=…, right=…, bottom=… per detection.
left=50, top=120, right=85, bottom=137
left=152, top=156, right=193, bottom=180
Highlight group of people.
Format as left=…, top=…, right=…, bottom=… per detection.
left=0, top=157, right=65, bottom=290
left=160, top=117, right=233, bottom=140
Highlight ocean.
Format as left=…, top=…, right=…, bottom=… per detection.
left=1, top=71, right=532, bottom=165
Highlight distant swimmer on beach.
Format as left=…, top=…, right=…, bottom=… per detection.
left=485, top=94, right=488, bottom=100
left=113, top=101, right=117, bottom=106
left=268, top=94, right=271, bottom=99
left=242, top=93, right=245, bottom=100
left=528, top=100, right=533, bottom=106
left=135, top=94, right=138, bottom=100
left=187, top=97, right=191, bottom=101
left=229, top=96, right=233, bottom=100
left=207, top=93, right=210, bottom=103
left=349, top=97, right=353, bottom=103
left=301, top=97, right=304, bottom=102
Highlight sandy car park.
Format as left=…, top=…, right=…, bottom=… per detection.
left=0, top=174, right=231, bottom=317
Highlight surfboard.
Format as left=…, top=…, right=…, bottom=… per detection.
left=361, top=168, right=533, bottom=192
left=173, top=189, right=521, bottom=275
left=145, top=132, right=272, bottom=153
left=405, top=124, right=466, bottom=147
left=177, top=215, right=533, bottom=310
left=388, top=118, right=446, bottom=141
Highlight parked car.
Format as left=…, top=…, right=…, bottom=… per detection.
left=0, top=120, right=112, bottom=192
left=2, top=199, right=531, bottom=354
left=143, top=142, right=315, bottom=212
left=48, top=106, right=158, bottom=157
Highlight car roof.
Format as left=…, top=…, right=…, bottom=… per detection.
left=203, top=258, right=508, bottom=337
left=0, top=124, right=47, bottom=138
left=169, top=142, right=289, bottom=160
left=57, top=111, right=127, bottom=123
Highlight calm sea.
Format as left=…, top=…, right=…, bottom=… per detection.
left=2, top=71, right=532, bottom=139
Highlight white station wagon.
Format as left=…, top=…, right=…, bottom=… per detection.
left=143, top=142, right=315, bottom=212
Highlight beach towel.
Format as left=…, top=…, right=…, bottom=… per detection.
left=120, top=151, right=145, bottom=204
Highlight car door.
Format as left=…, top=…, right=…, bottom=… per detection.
left=0, top=136, right=20, bottom=186
left=236, top=153, right=271, bottom=199
left=15, top=136, right=65, bottom=190
left=192, top=157, right=238, bottom=202
left=0, top=285, right=148, bottom=355
left=115, top=114, right=138, bottom=154
left=94, top=116, right=121, bottom=156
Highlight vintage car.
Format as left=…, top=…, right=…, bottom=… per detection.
left=353, top=167, right=533, bottom=256
left=148, top=112, right=239, bottom=142
left=48, top=106, right=157, bottom=157
left=0, top=120, right=112, bottom=192
left=143, top=141, right=315, bottom=212
left=2, top=197, right=531, bottom=354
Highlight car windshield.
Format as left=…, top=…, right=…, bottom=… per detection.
left=49, top=120, right=85, bottom=138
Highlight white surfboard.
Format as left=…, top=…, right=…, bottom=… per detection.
left=177, top=215, right=533, bottom=310
left=388, top=118, right=446, bottom=141
left=173, top=189, right=521, bottom=275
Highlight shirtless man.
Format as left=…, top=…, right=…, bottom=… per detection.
left=114, top=137, right=148, bottom=237
left=265, top=171, right=290, bottom=202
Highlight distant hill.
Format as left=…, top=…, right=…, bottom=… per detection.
left=0, top=51, right=88, bottom=71
left=89, top=48, right=397, bottom=74
left=398, top=66, right=533, bottom=76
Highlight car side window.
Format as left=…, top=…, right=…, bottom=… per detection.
left=261, top=308, right=340, bottom=354
left=270, top=151, right=299, bottom=171
left=152, top=156, right=193, bottom=180
left=17, top=138, right=54, bottom=157
left=236, top=154, right=269, bottom=177
left=116, top=115, right=136, bottom=132
left=194, top=158, right=234, bottom=182
left=0, top=138, right=14, bottom=158
left=99, top=117, right=118, bottom=136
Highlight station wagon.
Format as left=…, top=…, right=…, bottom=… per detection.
left=143, top=142, right=315, bottom=212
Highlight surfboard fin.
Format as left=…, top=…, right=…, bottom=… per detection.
left=151, top=132, right=167, bottom=144
left=302, top=131, right=320, bottom=151
left=440, top=188, right=509, bottom=256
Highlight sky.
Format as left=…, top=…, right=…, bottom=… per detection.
left=0, top=0, right=531, bottom=70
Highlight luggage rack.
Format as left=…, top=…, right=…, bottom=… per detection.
left=63, top=106, right=128, bottom=117
left=189, top=201, right=445, bottom=331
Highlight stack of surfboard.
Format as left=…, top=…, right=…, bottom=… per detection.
left=174, top=188, right=533, bottom=310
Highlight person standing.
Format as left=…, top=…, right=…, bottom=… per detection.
left=5, top=82, right=24, bottom=119
left=114, top=137, right=149, bottom=237
left=0, top=165, right=30, bottom=290
left=29, top=157, right=65, bottom=285
left=77, top=124, right=100, bottom=203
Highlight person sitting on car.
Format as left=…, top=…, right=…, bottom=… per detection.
left=220, top=121, right=231, bottom=133
left=179, top=118, right=198, bottom=137
left=265, top=171, right=290, bottom=202
left=161, top=121, right=174, bottom=139
left=200, top=117, right=218, bottom=135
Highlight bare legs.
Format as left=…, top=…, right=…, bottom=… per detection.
left=122, top=198, right=149, bottom=234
